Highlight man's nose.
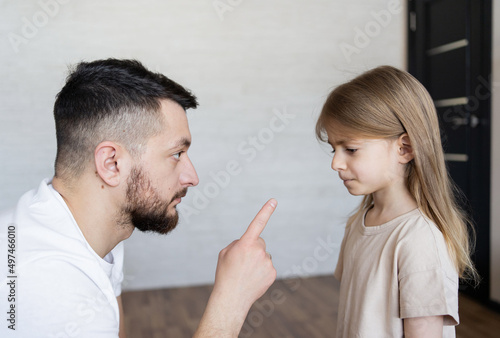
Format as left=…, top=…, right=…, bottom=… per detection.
left=180, top=156, right=199, bottom=187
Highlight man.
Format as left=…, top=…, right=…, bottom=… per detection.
left=0, top=59, right=277, bottom=337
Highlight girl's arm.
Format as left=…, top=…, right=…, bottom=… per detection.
left=403, top=316, right=444, bottom=338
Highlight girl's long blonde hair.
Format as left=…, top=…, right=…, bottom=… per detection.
left=316, top=66, right=477, bottom=281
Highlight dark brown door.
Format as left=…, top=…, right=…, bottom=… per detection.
left=407, top=0, right=492, bottom=301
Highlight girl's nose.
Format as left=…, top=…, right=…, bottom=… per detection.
left=331, top=153, right=345, bottom=172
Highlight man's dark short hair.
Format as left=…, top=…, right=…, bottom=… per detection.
left=53, top=58, right=198, bottom=179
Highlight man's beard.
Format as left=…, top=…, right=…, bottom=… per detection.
left=120, top=166, right=187, bottom=234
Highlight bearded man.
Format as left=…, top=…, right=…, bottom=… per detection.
left=0, top=59, right=276, bottom=337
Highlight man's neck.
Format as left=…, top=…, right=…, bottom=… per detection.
left=52, top=175, right=133, bottom=258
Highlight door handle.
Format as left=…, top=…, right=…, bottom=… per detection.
left=450, top=115, right=479, bottom=128
left=470, top=115, right=479, bottom=128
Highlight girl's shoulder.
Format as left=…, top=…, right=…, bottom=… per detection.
left=396, top=209, right=457, bottom=276
left=397, top=208, right=442, bottom=238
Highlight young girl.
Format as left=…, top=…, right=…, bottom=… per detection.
left=316, top=66, right=477, bottom=337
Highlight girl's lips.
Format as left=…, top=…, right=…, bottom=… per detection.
left=342, top=178, right=355, bottom=187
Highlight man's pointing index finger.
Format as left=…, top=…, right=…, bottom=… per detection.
left=241, top=199, right=278, bottom=241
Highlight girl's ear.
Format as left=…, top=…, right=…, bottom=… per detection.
left=397, top=133, right=414, bottom=164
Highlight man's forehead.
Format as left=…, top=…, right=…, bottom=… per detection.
left=162, top=128, right=192, bottom=150
left=160, top=99, right=188, bottom=121
left=159, top=99, right=191, bottom=144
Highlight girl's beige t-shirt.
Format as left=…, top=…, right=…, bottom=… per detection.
left=334, top=208, right=459, bottom=338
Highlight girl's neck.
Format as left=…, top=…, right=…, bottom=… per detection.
left=365, top=184, right=418, bottom=227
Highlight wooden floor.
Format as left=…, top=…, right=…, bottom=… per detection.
left=122, top=275, right=500, bottom=337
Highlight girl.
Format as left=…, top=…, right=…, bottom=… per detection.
left=316, top=66, right=477, bottom=337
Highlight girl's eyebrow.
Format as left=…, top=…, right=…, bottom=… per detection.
left=327, top=138, right=360, bottom=146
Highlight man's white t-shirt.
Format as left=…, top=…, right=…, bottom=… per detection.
left=334, top=208, right=459, bottom=338
left=0, top=179, right=124, bottom=337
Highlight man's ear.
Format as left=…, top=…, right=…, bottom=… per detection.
left=94, top=142, right=127, bottom=187
left=397, top=133, right=414, bottom=164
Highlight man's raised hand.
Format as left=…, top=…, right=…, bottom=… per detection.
left=215, top=198, right=277, bottom=308
left=194, top=199, right=278, bottom=337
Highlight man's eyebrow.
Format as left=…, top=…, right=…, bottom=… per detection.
left=172, top=137, right=191, bottom=149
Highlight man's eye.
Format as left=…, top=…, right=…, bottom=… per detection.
left=173, top=151, right=184, bottom=160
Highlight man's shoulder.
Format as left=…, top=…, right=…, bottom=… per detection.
left=0, top=207, right=15, bottom=228
left=0, top=184, right=38, bottom=226
left=1, top=179, right=106, bottom=281
left=1, top=179, right=52, bottom=226
left=4, top=178, right=86, bottom=248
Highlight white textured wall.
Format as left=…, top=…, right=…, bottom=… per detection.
left=491, top=0, right=500, bottom=304
left=0, top=0, right=405, bottom=290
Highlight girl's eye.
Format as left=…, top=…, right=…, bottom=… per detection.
left=346, top=149, right=357, bottom=153
left=173, top=151, right=184, bottom=160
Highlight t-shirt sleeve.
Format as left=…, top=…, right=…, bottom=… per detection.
left=397, top=219, right=459, bottom=326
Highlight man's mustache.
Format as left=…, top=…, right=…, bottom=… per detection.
left=170, top=188, right=188, bottom=203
